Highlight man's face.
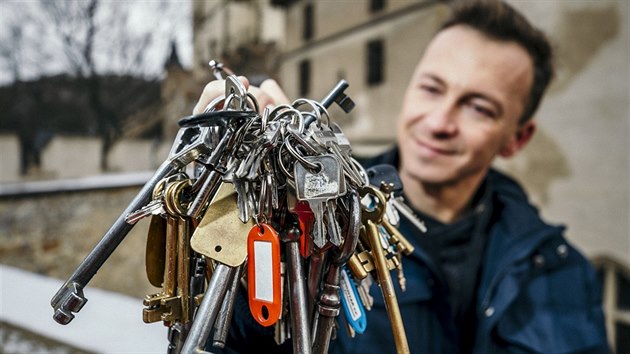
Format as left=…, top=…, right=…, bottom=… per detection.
left=397, top=25, right=535, bottom=186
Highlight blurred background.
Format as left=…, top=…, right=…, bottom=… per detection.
left=0, top=0, right=627, bottom=352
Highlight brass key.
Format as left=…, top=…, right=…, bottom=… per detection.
left=143, top=179, right=193, bottom=325
left=358, top=185, right=409, bottom=354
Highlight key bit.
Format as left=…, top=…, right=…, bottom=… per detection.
left=51, top=282, right=87, bottom=325
left=320, top=80, right=355, bottom=113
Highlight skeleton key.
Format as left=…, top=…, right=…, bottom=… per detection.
left=145, top=215, right=167, bottom=288
left=359, top=185, right=410, bottom=354
left=144, top=179, right=196, bottom=326
left=247, top=223, right=282, bottom=327
left=274, top=262, right=291, bottom=346
left=281, top=226, right=312, bottom=354
left=312, top=190, right=360, bottom=354
left=51, top=113, right=226, bottom=324
left=294, top=154, right=341, bottom=249
left=51, top=159, right=178, bottom=325
left=211, top=263, right=242, bottom=349
left=142, top=215, right=181, bottom=324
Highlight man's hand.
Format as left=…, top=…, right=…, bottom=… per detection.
left=192, top=77, right=290, bottom=115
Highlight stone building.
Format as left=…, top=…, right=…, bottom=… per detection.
left=192, top=0, right=286, bottom=84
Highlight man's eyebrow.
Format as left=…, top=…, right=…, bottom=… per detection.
left=419, top=73, right=445, bottom=85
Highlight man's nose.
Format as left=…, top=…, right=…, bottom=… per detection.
left=425, top=101, right=458, bottom=137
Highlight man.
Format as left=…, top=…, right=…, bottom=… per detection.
left=193, top=1, right=609, bottom=353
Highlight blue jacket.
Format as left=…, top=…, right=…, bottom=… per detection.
left=330, top=151, right=610, bottom=354
left=216, top=151, right=610, bottom=354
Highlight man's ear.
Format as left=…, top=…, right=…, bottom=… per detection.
left=499, top=120, right=536, bottom=158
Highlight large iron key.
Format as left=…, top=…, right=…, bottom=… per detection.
left=51, top=159, right=178, bottom=324
left=312, top=191, right=360, bottom=354
left=51, top=119, right=227, bottom=324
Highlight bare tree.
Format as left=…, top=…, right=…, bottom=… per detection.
left=0, top=0, right=189, bottom=172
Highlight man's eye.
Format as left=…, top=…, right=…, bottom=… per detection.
left=420, top=85, right=440, bottom=95
left=464, top=100, right=497, bottom=119
left=471, top=104, right=496, bottom=118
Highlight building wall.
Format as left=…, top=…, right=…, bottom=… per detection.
left=278, top=0, right=629, bottom=266
left=0, top=187, right=155, bottom=299
left=280, top=1, right=447, bottom=153
left=494, top=0, right=629, bottom=264
left=0, top=135, right=172, bottom=183
left=0, top=135, right=21, bottom=183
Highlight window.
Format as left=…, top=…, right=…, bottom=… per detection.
left=366, top=39, right=384, bottom=86
left=370, top=0, right=385, bottom=12
left=594, top=257, right=630, bottom=354
left=299, top=60, right=311, bottom=97
left=303, top=3, right=314, bottom=41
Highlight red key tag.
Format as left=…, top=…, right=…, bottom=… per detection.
left=293, top=200, right=314, bottom=258
left=247, top=223, right=282, bottom=327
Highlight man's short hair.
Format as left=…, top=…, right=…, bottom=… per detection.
left=440, top=0, right=554, bottom=123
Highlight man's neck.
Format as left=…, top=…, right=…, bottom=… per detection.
left=400, top=170, right=487, bottom=224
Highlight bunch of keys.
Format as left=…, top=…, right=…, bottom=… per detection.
left=50, top=62, right=421, bottom=354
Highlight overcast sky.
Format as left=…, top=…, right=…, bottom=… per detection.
left=0, top=0, right=193, bottom=85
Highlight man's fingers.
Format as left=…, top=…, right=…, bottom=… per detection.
left=192, top=76, right=250, bottom=115
left=248, top=86, right=274, bottom=112
left=260, top=79, right=290, bottom=105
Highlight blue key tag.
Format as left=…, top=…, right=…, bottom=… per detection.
left=340, top=267, right=367, bottom=334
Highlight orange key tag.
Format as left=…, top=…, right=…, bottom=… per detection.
left=247, top=223, right=282, bottom=327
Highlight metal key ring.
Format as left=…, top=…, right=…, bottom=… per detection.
left=277, top=143, right=294, bottom=180
left=286, top=129, right=320, bottom=155
left=350, top=157, right=369, bottom=187
left=269, top=104, right=294, bottom=118
left=203, top=95, right=226, bottom=113
left=276, top=108, right=305, bottom=134
left=245, top=92, right=260, bottom=113
left=292, top=98, right=323, bottom=126
left=283, top=135, right=320, bottom=172
left=164, top=179, right=194, bottom=217
left=293, top=98, right=331, bottom=127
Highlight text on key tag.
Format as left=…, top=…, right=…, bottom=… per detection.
left=247, top=223, right=282, bottom=327
left=340, top=267, right=367, bottom=334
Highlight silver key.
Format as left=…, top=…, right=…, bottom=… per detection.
left=356, top=275, right=374, bottom=310
left=125, top=199, right=164, bottom=224
left=325, top=200, right=342, bottom=247
left=233, top=178, right=250, bottom=223
left=294, top=154, right=341, bottom=249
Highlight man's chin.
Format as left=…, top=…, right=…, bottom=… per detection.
left=404, top=165, right=457, bottom=186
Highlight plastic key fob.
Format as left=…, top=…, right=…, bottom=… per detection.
left=247, top=223, right=282, bottom=327
left=340, top=267, right=367, bottom=334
